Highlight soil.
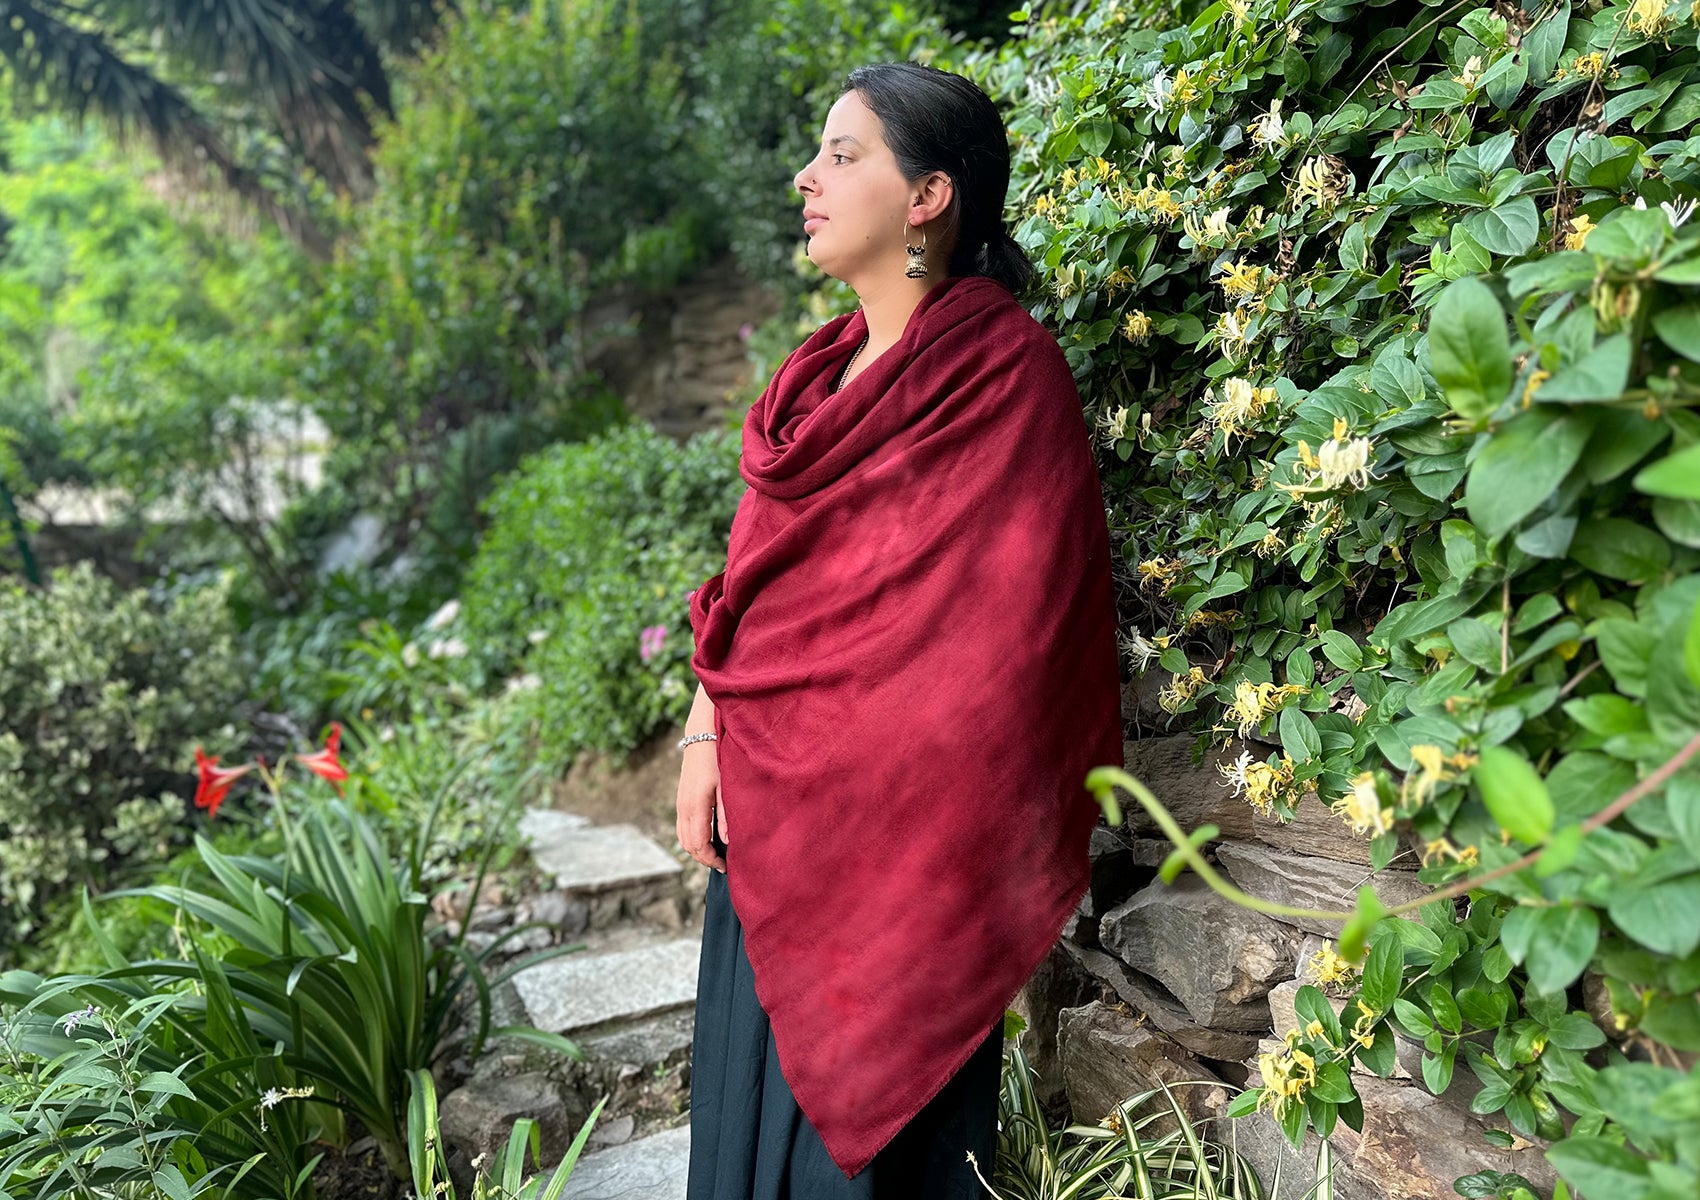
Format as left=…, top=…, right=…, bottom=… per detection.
left=312, top=1134, right=405, bottom=1200
left=550, top=721, right=689, bottom=849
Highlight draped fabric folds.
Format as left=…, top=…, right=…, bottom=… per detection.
left=687, top=273, right=1123, bottom=1179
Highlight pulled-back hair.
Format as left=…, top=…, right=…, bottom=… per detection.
left=842, top=62, right=1035, bottom=296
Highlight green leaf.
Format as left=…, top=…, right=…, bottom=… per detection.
left=1688, top=594, right=1700, bottom=690
left=1635, top=442, right=1700, bottom=500
left=1464, top=410, right=1591, bottom=537
left=1458, top=195, right=1539, bottom=256
left=1536, top=334, right=1631, bottom=403
left=1360, top=927, right=1401, bottom=1013
left=1319, top=629, right=1365, bottom=670
left=1225, top=1087, right=1264, bottom=1117
left=1473, top=745, right=1556, bottom=844
left=1569, top=518, right=1672, bottom=582
left=1528, top=906, right=1600, bottom=992
left=1545, top=1136, right=1652, bottom=1200
left=1535, top=823, right=1585, bottom=878
left=1448, top=615, right=1504, bottom=673
left=1279, top=705, right=1322, bottom=762
left=1607, top=874, right=1700, bottom=958
left=1653, top=304, right=1700, bottom=363
left=1429, top=278, right=1511, bottom=422
left=1428, top=983, right=1462, bottom=1033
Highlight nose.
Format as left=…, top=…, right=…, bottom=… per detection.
left=794, top=155, right=817, bottom=196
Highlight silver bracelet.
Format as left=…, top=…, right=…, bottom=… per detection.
left=677, top=732, right=718, bottom=751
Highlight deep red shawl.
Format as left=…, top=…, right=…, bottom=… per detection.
left=687, top=274, right=1123, bottom=1178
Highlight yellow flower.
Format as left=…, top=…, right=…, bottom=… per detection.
left=1565, top=212, right=1596, bottom=250
left=1096, top=404, right=1132, bottom=448
left=1212, top=309, right=1253, bottom=358
left=1625, top=0, right=1673, bottom=37
left=1255, top=529, right=1286, bottom=558
left=1217, top=750, right=1298, bottom=816
left=1255, top=1037, right=1317, bottom=1120
left=1158, top=666, right=1210, bottom=713
left=1183, top=205, right=1232, bottom=245
left=1572, top=52, right=1607, bottom=78
left=1402, top=743, right=1476, bottom=808
left=1104, top=266, right=1137, bottom=296
left=1225, top=679, right=1310, bottom=738
left=1223, top=0, right=1252, bottom=26
left=1216, top=259, right=1264, bottom=298
left=1207, top=376, right=1278, bottom=440
left=1521, top=368, right=1551, bottom=408
left=1251, top=99, right=1286, bottom=148
left=1138, top=557, right=1186, bottom=593
left=1453, top=54, right=1484, bottom=88
left=1184, top=608, right=1241, bottom=633
left=1033, top=192, right=1059, bottom=218
left=1330, top=771, right=1393, bottom=837
left=1060, top=166, right=1079, bottom=190
left=1348, top=996, right=1378, bottom=1049
left=1294, top=155, right=1351, bottom=206
left=1305, top=941, right=1361, bottom=989
left=1122, top=310, right=1154, bottom=341
left=1420, top=836, right=1480, bottom=868
left=1281, top=425, right=1377, bottom=494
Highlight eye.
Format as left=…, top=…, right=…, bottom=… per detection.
left=832, top=154, right=851, bottom=164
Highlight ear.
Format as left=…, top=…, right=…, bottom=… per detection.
left=908, top=170, right=955, bottom=225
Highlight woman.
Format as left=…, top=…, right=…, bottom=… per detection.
left=676, top=60, right=1123, bottom=1199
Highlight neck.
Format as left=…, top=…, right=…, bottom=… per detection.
left=851, top=271, right=945, bottom=353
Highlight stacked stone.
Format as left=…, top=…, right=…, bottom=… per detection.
left=1014, top=734, right=1559, bottom=1200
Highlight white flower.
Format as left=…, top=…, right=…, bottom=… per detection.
left=527, top=629, right=550, bottom=645
left=1664, top=198, right=1696, bottom=229
left=506, top=673, right=542, bottom=694
left=425, top=599, right=461, bottom=631
left=1119, top=627, right=1164, bottom=672
left=1218, top=751, right=1254, bottom=797
left=260, top=1088, right=283, bottom=1110
left=1315, top=437, right=1376, bottom=490
left=427, top=637, right=468, bottom=660
left=61, top=1003, right=100, bottom=1037
left=1146, top=70, right=1172, bottom=113
left=401, top=642, right=420, bottom=668
left=1252, top=99, right=1285, bottom=148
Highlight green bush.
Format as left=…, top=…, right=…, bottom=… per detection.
left=460, top=420, right=745, bottom=769
left=0, top=563, right=246, bottom=948
left=966, top=0, right=1700, bottom=1192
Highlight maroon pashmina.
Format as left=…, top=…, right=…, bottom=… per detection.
left=687, top=273, right=1123, bottom=1178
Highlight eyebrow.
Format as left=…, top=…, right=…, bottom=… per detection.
left=826, top=135, right=862, bottom=148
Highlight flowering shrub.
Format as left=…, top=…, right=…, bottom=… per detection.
left=0, top=563, right=246, bottom=948
left=955, top=0, right=1700, bottom=1193
left=460, top=420, right=746, bottom=769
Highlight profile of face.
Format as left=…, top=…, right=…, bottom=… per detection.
left=792, top=90, right=953, bottom=288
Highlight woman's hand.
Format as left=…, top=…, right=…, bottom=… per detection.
left=677, top=682, right=726, bottom=873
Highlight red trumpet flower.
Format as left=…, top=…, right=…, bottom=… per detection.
left=193, top=747, right=255, bottom=821
left=296, top=722, right=348, bottom=791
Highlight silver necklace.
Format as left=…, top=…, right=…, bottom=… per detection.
left=834, top=334, right=869, bottom=393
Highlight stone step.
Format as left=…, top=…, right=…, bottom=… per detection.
left=562, top=1123, right=690, bottom=1200
left=521, top=809, right=682, bottom=894
left=513, top=936, right=701, bottom=1035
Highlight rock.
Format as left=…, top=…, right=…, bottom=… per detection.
left=438, top=1073, right=586, bottom=1168
left=560, top=1124, right=691, bottom=1199
left=532, top=893, right=571, bottom=928
left=638, top=896, right=685, bottom=930
left=1062, top=942, right=1261, bottom=1063
left=1057, top=1000, right=1231, bottom=1133
left=1099, top=875, right=1298, bottom=1030
left=1011, top=941, right=1101, bottom=1109
left=586, top=1113, right=636, bottom=1147
left=1118, top=736, right=1422, bottom=866
left=1215, top=842, right=1432, bottom=938
left=513, top=938, right=700, bottom=1033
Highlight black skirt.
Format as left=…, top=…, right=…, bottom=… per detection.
left=686, top=855, right=1003, bottom=1200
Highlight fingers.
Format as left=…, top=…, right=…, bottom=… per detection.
left=716, top=790, right=728, bottom=845
left=675, top=783, right=726, bottom=874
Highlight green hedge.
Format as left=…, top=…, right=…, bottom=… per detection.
left=945, top=0, right=1700, bottom=1192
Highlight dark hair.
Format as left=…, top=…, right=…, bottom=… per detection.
left=841, top=61, right=1035, bottom=296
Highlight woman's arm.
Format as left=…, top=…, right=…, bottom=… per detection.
left=685, top=680, right=716, bottom=738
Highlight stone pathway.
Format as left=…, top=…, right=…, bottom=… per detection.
left=494, top=805, right=704, bottom=1195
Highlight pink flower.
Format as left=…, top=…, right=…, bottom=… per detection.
left=639, top=624, right=668, bottom=663
left=737, top=322, right=755, bottom=343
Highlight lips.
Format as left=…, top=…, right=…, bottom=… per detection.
left=803, top=209, right=827, bottom=233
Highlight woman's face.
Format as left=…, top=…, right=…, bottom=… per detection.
left=792, top=90, right=951, bottom=287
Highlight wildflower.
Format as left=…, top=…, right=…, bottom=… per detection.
left=1122, top=310, right=1154, bottom=341
left=1565, top=213, right=1596, bottom=251
left=296, top=723, right=349, bottom=790
left=1224, top=680, right=1310, bottom=737
left=1331, top=771, right=1393, bottom=837
left=1255, top=1031, right=1317, bottom=1121
left=1305, top=941, right=1360, bottom=990
left=1032, top=192, right=1060, bottom=219
left=425, top=599, right=461, bottom=631
left=1571, top=52, right=1607, bottom=77
left=1158, top=666, right=1210, bottom=713
left=1401, top=744, right=1476, bottom=808
left=401, top=641, right=421, bottom=668
left=1089, top=155, right=1120, bottom=182
left=1183, top=608, right=1241, bottom=633
left=1625, top=0, right=1673, bottom=37
left=1146, top=70, right=1172, bottom=112
left=1104, top=266, right=1137, bottom=295
left=639, top=624, right=668, bottom=663
left=1521, top=367, right=1551, bottom=408
left=527, top=629, right=549, bottom=645
left=1635, top=194, right=1697, bottom=229
left=1453, top=55, right=1484, bottom=88
left=1348, top=996, right=1378, bottom=1049
left=1294, top=155, right=1351, bottom=206
left=1217, top=750, right=1297, bottom=816
left=1119, top=627, right=1170, bottom=672
left=1420, top=836, right=1479, bottom=868
left=1097, top=404, right=1132, bottom=448
left=61, top=1003, right=102, bottom=1037
left=1252, top=99, right=1286, bottom=148
left=1183, top=206, right=1233, bottom=245
left=258, top=1085, right=317, bottom=1132
left=506, top=673, right=542, bottom=694
left=1216, top=259, right=1263, bottom=299
left=1255, top=529, right=1286, bottom=558
left=1134, top=176, right=1184, bottom=221
left=1207, top=376, right=1277, bottom=441
left=1224, top=0, right=1252, bottom=26
left=193, top=747, right=255, bottom=820
left=1316, top=435, right=1376, bottom=489
left=1138, top=557, right=1186, bottom=593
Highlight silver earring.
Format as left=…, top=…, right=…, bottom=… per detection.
left=903, top=219, right=928, bottom=279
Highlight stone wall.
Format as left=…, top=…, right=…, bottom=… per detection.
left=1014, top=732, right=1560, bottom=1200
